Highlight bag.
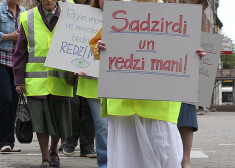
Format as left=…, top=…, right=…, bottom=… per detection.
left=15, top=93, right=33, bottom=144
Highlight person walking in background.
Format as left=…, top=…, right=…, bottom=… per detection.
left=13, top=0, right=73, bottom=167
left=61, top=75, right=96, bottom=158
left=74, top=1, right=110, bottom=167
left=177, top=103, right=198, bottom=168
left=57, top=0, right=97, bottom=159
left=0, top=0, right=25, bottom=153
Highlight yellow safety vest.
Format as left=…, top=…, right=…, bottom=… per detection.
left=65, top=0, right=75, bottom=3
left=20, top=7, right=73, bottom=97
left=101, top=99, right=181, bottom=124
left=68, top=0, right=75, bottom=3
left=76, top=77, right=98, bottom=98
left=89, top=27, right=181, bottom=123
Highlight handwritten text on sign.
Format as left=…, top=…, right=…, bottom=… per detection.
left=196, top=32, right=223, bottom=107
left=98, top=2, right=202, bottom=102
left=45, top=3, right=102, bottom=77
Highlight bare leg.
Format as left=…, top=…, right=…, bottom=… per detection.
left=178, top=127, right=193, bottom=168
left=37, top=133, right=50, bottom=166
left=50, top=136, right=60, bottom=160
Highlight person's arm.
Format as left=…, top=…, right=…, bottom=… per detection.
left=13, top=23, right=28, bottom=94
left=0, top=29, right=19, bottom=41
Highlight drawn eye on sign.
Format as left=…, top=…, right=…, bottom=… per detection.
left=71, top=58, right=90, bottom=68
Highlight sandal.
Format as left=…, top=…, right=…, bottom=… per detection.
left=50, top=152, right=60, bottom=168
left=40, top=159, right=50, bottom=168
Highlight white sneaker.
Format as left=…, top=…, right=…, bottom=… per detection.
left=1, top=146, right=11, bottom=152
left=11, top=148, right=21, bottom=152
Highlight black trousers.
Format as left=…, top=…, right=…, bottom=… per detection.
left=0, top=64, right=19, bottom=149
left=66, top=86, right=95, bottom=147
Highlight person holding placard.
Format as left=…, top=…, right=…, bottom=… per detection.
left=92, top=30, right=205, bottom=168
left=89, top=1, right=205, bottom=168
left=58, top=0, right=97, bottom=158
left=74, top=1, right=110, bottom=168
left=13, top=0, right=73, bottom=167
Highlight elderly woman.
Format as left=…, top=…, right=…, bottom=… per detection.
left=0, top=0, right=25, bottom=152
left=13, top=0, right=73, bottom=167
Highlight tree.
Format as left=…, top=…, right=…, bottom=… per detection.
left=221, top=53, right=235, bottom=69
left=220, top=36, right=235, bottom=69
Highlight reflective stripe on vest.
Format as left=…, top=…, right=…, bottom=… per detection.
left=27, top=9, right=46, bottom=63
left=28, top=9, right=35, bottom=59
left=25, top=71, right=68, bottom=79
left=28, top=57, right=46, bottom=63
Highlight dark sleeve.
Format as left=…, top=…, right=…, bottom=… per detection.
left=13, top=23, right=28, bottom=86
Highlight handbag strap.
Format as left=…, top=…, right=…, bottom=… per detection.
left=17, top=92, right=30, bottom=116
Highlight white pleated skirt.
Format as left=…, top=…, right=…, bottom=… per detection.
left=107, top=114, right=183, bottom=168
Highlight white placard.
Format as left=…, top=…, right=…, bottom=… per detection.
left=45, top=3, right=102, bottom=77
left=197, top=32, right=223, bottom=107
left=98, top=1, right=202, bottom=102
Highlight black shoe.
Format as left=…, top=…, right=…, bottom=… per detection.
left=50, top=152, right=60, bottom=168
left=58, top=144, right=65, bottom=152
left=40, top=159, right=50, bottom=168
left=63, top=144, right=75, bottom=156
left=80, top=145, right=97, bottom=158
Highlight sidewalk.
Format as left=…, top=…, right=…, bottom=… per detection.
left=0, top=136, right=97, bottom=168
left=191, top=112, right=235, bottom=168
left=1, top=112, right=235, bottom=168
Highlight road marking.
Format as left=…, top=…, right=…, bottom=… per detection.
left=191, top=148, right=202, bottom=150
left=0, top=153, right=78, bottom=159
left=190, top=151, right=209, bottom=158
left=2, top=151, right=210, bottom=159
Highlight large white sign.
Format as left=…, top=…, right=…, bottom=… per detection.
left=196, top=32, right=223, bottom=107
left=98, top=1, right=202, bottom=102
left=45, top=3, right=102, bottom=77
left=221, top=39, right=233, bottom=55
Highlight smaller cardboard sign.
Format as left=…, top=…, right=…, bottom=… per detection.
left=196, top=32, right=223, bottom=107
left=45, top=3, right=102, bottom=77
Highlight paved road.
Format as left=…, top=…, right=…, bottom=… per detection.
left=191, top=112, right=235, bottom=168
left=1, top=112, right=235, bottom=168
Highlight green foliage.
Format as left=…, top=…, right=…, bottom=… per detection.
left=221, top=53, right=235, bottom=69
left=220, top=35, right=235, bottom=69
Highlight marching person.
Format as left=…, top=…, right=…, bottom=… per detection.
left=89, top=0, right=205, bottom=167
left=58, top=0, right=97, bottom=158
left=0, top=0, right=25, bottom=152
left=13, top=0, right=73, bottom=167
left=74, top=0, right=112, bottom=167
left=62, top=76, right=96, bottom=158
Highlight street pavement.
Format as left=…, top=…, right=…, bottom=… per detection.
left=1, top=112, right=235, bottom=168
left=191, top=112, right=235, bottom=168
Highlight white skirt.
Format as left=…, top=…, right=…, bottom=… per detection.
left=107, top=114, right=183, bottom=168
